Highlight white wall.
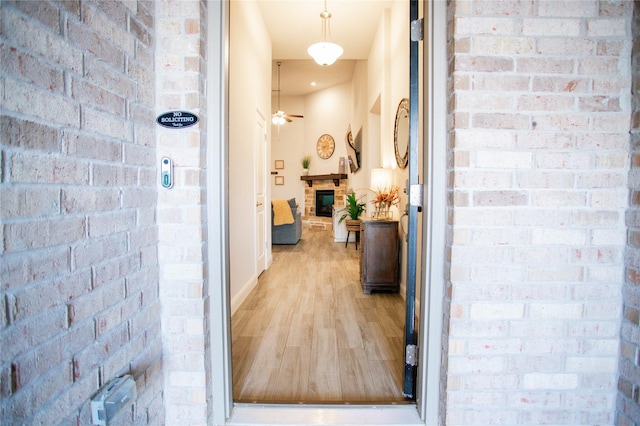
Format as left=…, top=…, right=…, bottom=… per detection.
left=389, top=0, right=411, bottom=290
left=349, top=61, right=372, bottom=194
left=229, top=0, right=272, bottom=305
left=368, top=3, right=409, bottom=200
left=270, top=81, right=355, bottom=214
left=271, top=95, right=306, bottom=204
left=303, top=81, right=353, bottom=179
left=366, top=2, right=410, bottom=291
left=365, top=3, right=410, bottom=185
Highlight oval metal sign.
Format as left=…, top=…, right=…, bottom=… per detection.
left=156, top=111, right=199, bottom=129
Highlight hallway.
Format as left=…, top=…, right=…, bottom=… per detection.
left=232, top=228, right=407, bottom=403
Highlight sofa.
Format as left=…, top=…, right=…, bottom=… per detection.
left=272, top=198, right=302, bottom=244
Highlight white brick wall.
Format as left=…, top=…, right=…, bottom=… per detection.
left=618, top=2, right=640, bottom=425
left=0, top=1, right=163, bottom=424
left=155, top=1, right=210, bottom=424
left=446, top=1, right=632, bottom=424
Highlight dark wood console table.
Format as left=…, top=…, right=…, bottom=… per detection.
left=359, top=220, right=399, bottom=294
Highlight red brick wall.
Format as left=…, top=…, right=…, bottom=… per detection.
left=618, top=2, right=640, bottom=424
left=0, top=2, right=163, bottom=424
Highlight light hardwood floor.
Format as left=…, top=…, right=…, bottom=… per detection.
left=232, top=228, right=408, bottom=403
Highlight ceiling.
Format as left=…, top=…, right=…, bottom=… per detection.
left=258, top=0, right=392, bottom=96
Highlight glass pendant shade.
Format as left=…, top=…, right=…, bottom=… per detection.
left=272, top=111, right=286, bottom=125
left=307, top=2, right=343, bottom=67
left=307, top=42, right=343, bottom=66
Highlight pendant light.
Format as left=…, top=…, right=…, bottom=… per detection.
left=273, top=62, right=287, bottom=125
left=307, top=0, right=343, bottom=66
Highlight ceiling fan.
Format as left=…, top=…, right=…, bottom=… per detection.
left=272, top=62, right=303, bottom=125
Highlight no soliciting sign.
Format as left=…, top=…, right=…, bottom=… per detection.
left=156, top=111, right=199, bottom=129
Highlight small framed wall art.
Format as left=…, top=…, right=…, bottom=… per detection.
left=275, top=160, right=284, bottom=169
left=275, top=176, right=284, bottom=185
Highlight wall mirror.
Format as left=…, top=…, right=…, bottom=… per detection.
left=394, top=98, right=409, bottom=169
left=345, top=125, right=361, bottom=173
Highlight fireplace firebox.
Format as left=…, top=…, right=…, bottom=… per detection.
left=315, top=190, right=334, bottom=218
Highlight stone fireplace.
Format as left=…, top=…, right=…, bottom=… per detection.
left=302, top=176, right=348, bottom=230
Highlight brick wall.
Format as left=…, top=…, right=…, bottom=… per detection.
left=446, top=1, right=632, bottom=424
left=155, top=1, right=210, bottom=424
left=618, top=2, right=640, bottom=424
left=0, top=1, right=163, bottom=424
left=302, top=178, right=348, bottom=230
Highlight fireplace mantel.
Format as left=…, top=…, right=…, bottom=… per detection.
left=300, top=173, right=347, bottom=187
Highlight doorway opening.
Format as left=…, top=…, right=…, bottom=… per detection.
left=209, top=0, right=448, bottom=424
left=230, top=0, right=414, bottom=405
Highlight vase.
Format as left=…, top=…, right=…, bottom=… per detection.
left=372, top=205, right=392, bottom=220
left=302, top=168, right=309, bottom=176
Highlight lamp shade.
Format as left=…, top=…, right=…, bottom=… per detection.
left=370, top=168, right=392, bottom=191
left=272, top=111, right=286, bottom=125
left=307, top=42, right=343, bottom=66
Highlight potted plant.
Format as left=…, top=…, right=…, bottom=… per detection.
left=338, top=192, right=366, bottom=226
left=301, top=155, right=311, bottom=175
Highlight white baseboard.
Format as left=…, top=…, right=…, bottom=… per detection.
left=230, top=275, right=259, bottom=315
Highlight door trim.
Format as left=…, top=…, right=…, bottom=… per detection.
left=206, top=1, right=233, bottom=424
left=228, top=405, right=422, bottom=425
left=416, top=0, right=448, bottom=422
left=207, top=1, right=448, bottom=424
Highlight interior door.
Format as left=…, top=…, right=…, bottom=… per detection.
left=403, top=0, right=421, bottom=399
left=255, top=110, right=267, bottom=274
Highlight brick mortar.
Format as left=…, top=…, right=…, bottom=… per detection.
left=447, top=1, right=632, bottom=425
left=0, top=1, right=163, bottom=424
left=618, top=1, right=640, bottom=425
left=155, top=0, right=209, bottom=424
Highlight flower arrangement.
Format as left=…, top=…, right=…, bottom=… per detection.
left=371, top=185, right=400, bottom=219
left=301, top=155, right=311, bottom=169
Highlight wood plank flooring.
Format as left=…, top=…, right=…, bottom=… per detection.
left=232, top=228, right=408, bottom=403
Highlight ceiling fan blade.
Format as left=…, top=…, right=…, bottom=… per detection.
left=286, top=114, right=304, bottom=119
left=285, top=117, right=292, bottom=122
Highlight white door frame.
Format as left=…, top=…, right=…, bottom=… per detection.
left=206, top=1, right=448, bottom=424
left=416, top=0, right=447, bottom=420
left=255, top=108, right=268, bottom=275
left=206, top=1, right=233, bottom=423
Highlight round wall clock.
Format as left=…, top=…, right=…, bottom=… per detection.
left=316, top=134, right=335, bottom=159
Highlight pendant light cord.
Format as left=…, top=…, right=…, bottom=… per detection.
left=320, top=0, right=332, bottom=42
left=276, top=62, right=281, bottom=111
